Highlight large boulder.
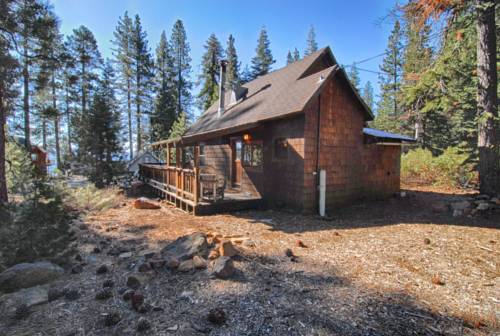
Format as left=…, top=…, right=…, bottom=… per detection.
left=0, top=261, right=64, bottom=293
left=0, top=285, right=49, bottom=314
left=133, top=197, right=160, bottom=210
left=162, top=232, right=208, bottom=261
left=210, top=256, right=235, bottom=279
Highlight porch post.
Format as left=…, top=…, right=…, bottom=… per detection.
left=166, top=143, right=170, bottom=167
left=193, top=143, right=199, bottom=204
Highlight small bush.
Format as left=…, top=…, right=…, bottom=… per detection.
left=63, top=184, right=123, bottom=212
left=401, top=147, right=476, bottom=188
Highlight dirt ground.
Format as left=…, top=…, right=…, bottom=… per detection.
left=1, top=185, right=499, bottom=335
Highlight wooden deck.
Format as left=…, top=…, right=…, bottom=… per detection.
left=139, top=163, right=262, bottom=215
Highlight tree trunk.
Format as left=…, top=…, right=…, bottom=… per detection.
left=127, top=80, right=133, bottom=160
left=23, top=46, right=30, bottom=149
left=136, top=69, right=142, bottom=153
left=42, top=117, right=47, bottom=149
left=53, top=74, right=61, bottom=169
left=476, top=0, right=499, bottom=195
left=65, top=87, right=72, bottom=158
left=0, top=96, right=8, bottom=204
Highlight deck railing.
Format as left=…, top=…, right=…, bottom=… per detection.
left=139, top=164, right=199, bottom=205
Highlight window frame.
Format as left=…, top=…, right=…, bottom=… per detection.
left=242, top=140, right=263, bottom=169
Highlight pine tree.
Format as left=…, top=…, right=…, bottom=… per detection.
left=197, top=34, right=223, bottom=111
left=112, top=11, right=134, bottom=159
left=293, top=48, right=300, bottom=62
left=286, top=51, right=294, bottom=65
left=150, top=31, right=176, bottom=142
left=348, top=63, right=361, bottom=91
left=15, top=0, right=57, bottom=149
left=362, top=81, right=375, bottom=111
left=80, top=61, right=121, bottom=187
left=65, top=25, right=102, bottom=158
left=304, top=25, right=318, bottom=56
left=250, top=27, right=275, bottom=79
left=373, top=20, right=404, bottom=133
left=169, top=112, right=187, bottom=139
left=240, top=65, right=253, bottom=84
left=225, top=34, right=240, bottom=88
left=131, top=14, right=153, bottom=152
left=0, top=0, right=19, bottom=203
left=60, top=44, right=78, bottom=161
left=170, top=20, right=192, bottom=119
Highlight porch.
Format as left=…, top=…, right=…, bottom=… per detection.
left=138, top=138, right=262, bottom=215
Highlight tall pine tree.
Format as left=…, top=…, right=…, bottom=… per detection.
left=112, top=11, right=134, bottom=159
left=286, top=51, right=294, bottom=65
left=304, top=25, right=318, bottom=56
left=373, top=20, right=404, bottom=133
left=348, top=64, right=361, bottom=91
left=170, top=20, right=192, bottom=120
left=197, top=34, right=223, bottom=111
left=131, top=14, right=153, bottom=152
left=225, top=34, right=240, bottom=88
left=150, top=31, right=176, bottom=142
left=250, top=27, right=275, bottom=79
left=65, top=25, right=102, bottom=158
left=362, top=81, right=375, bottom=111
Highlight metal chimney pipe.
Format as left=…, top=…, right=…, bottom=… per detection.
left=218, top=60, right=228, bottom=117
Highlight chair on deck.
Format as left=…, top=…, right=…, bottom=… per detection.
left=199, top=166, right=225, bottom=202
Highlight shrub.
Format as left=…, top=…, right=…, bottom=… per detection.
left=63, top=183, right=123, bottom=212
left=401, top=147, right=476, bottom=188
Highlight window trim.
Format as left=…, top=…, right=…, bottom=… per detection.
left=273, top=137, right=289, bottom=160
left=242, top=140, right=263, bottom=170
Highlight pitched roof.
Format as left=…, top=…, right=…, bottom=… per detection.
left=183, top=47, right=373, bottom=142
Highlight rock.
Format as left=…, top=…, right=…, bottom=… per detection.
left=451, top=200, right=471, bottom=211
left=95, top=264, right=109, bottom=274
left=118, top=252, right=133, bottom=259
left=193, top=256, right=208, bottom=269
left=138, top=263, right=152, bottom=273
left=475, top=194, right=490, bottom=201
left=75, top=254, right=83, bottom=262
left=207, top=308, right=226, bottom=325
left=296, top=240, right=307, bottom=248
left=491, top=197, right=500, bottom=205
left=208, top=250, right=220, bottom=260
left=210, top=257, right=235, bottom=279
left=126, top=275, right=141, bottom=290
left=476, top=202, right=490, bottom=211
left=64, top=288, right=80, bottom=301
left=178, top=260, right=194, bottom=272
left=0, top=285, right=49, bottom=314
left=150, top=259, right=167, bottom=270
left=139, top=250, right=157, bottom=259
left=71, top=264, right=84, bottom=274
left=452, top=209, right=463, bottom=217
left=122, top=289, right=135, bottom=301
left=92, top=247, right=101, bottom=254
left=131, top=291, right=144, bottom=311
left=95, top=288, right=113, bottom=300
left=219, top=240, right=238, bottom=257
left=165, top=256, right=181, bottom=269
left=102, top=312, right=121, bottom=327
left=133, top=197, right=161, bottom=210
left=102, top=279, right=114, bottom=288
left=0, top=261, right=64, bottom=293
left=47, top=287, right=65, bottom=302
left=137, top=317, right=151, bottom=332
left=162, top=232, right=208, bottom=261
left=424, top=238, right=431, bottom=245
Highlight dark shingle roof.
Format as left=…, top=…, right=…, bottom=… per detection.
left=363, top=128, right=416, bottom=142
left=184, top=47, right=373, bottom=141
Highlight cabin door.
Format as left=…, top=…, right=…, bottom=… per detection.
left=231, top=139, right=242, bottom=187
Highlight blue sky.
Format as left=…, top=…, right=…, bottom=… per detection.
left=52, top=0, right=398, bottom=115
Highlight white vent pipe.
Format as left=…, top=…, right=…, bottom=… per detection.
left=319, top=169, right=326, bottom=217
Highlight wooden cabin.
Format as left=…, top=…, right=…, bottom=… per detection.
left=30, top=145, right=49, bottom=175
left=139, top=47, right=415, bottom=215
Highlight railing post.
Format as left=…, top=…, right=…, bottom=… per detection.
left=180, top=169, right=185, bottom=199
left=193, top=167, right=199, bottom=204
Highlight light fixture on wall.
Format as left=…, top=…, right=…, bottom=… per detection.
left=243, top=133, right=252, bottom=142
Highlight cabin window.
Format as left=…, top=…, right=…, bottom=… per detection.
left=199, top=143, right=206, bottom=166
left=274, top=138, right=288, bottom=159
left=242, top=141, right=263, bottom=167
left=31, top=153, right=38, bottom=161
